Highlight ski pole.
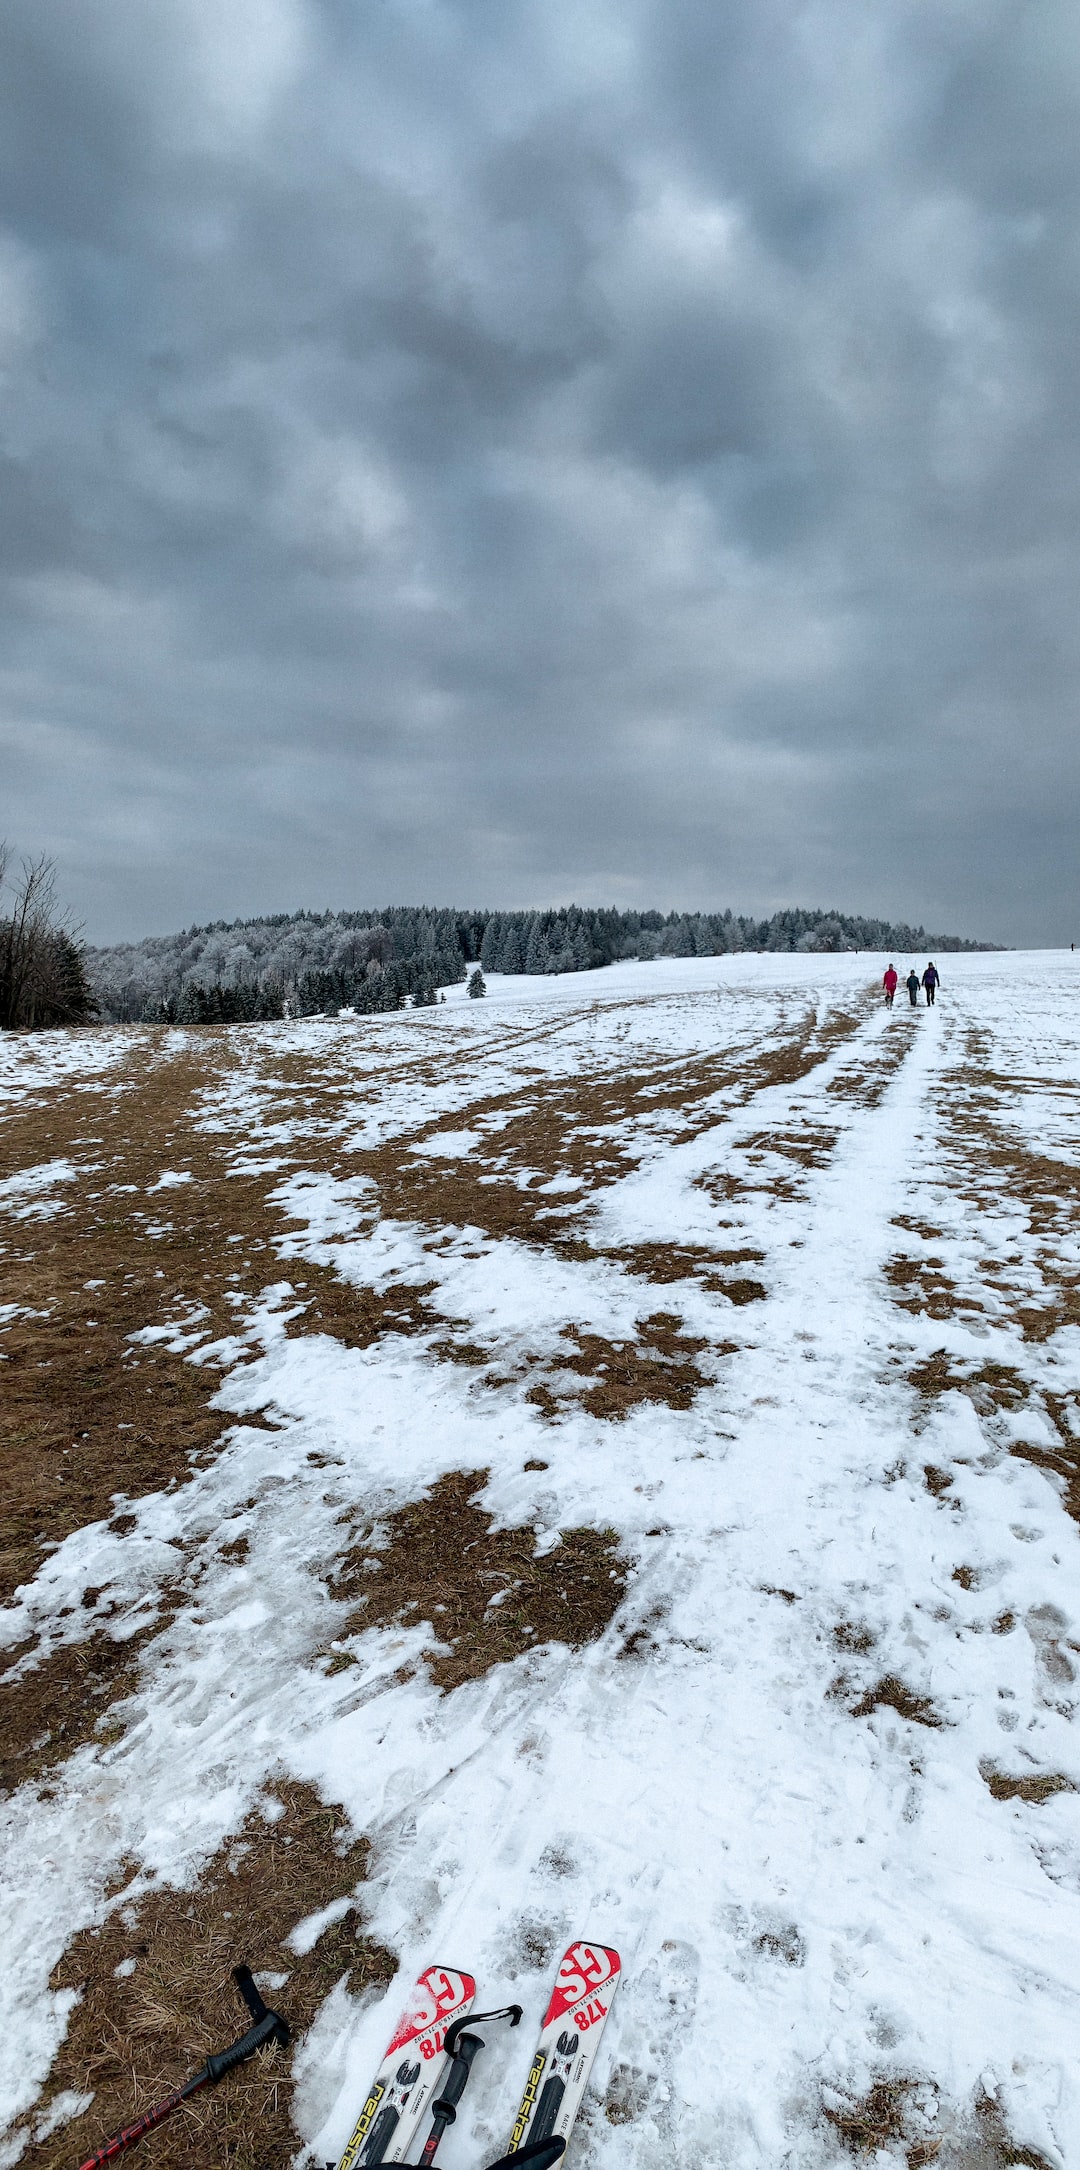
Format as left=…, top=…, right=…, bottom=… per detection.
left=76, top=1964, right=290, bottom=2169
left=410, top=2006, right=522, bottom=2170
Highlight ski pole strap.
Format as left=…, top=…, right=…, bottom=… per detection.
left=444, top=2005, right=522, bottom=2056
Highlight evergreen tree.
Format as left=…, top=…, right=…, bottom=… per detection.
left=524, top=915, right=550, bottom=974
left=176, top=981, right=207, bottom=1024
left=480, top=914, right=504, bottom=972
left=500, top=923, right=526, bottom=973
left=468, top=967, right=486, bottom=998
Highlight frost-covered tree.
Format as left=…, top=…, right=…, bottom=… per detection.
left=468, top=968, right=486, bottom=998
left=85, top=898, right=994, bottom=1021
left=0, top=847, right=96, bottom=1031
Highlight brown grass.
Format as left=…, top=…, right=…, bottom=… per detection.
left=907, top=1353, right=1029, bottom=1412
left=0, top=1006, right=665, bottom=1596
left=531, top=1312, right=723, bottom=1420
left=0, top=1040, right=282, bottom=1609
left=848, top=1675, right=944, bottom=1727
left=907, top=1353, right=1080, bottom=1527
left=741, top=1126, right=840, bottom=1170
left=311, top=1003, right=872, bottom=1268
left=331, top=1007, right=863, bottom=1245
left=972, top=2092, right=1056, bottom=2170
left=825, top=2078, right=919, bottom=2153
left=980, top=1763, right=1078, bottom=1804
left=598, top=1240, right=766, bottom=1294
left=0, top=1615, right=176, bottom=1796
left=13, top=1779, right=395, bottom=2170
left=0, top=1009, right=774, bottom=1790
left=282, top=1262, right=447, bottom=1348
left=885, top=1257, right=973, bottom=1322
left=824, top=2075, right=1055, bottom=2169
left=329, top=1470, right=626, bottom=1690
left=823, top=1020, right=914, bottom=1109
left=615, top=1602, right=671, bottom=1663
left=892, top=1217, right=944, bottom=1243
left=1008, top=1437, right=1080, bottom=1523
left=934, top=1059, right=1080, bottom=1344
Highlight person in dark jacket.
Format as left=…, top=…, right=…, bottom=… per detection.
left=905, top=970, right=920, bottom=1008
left=922, top=962, right=940, bottom=1005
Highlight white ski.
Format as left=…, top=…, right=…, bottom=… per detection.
left=335, top=1965, right=476, bottom=2170
left=505, top=1943, right=621, bottom=2159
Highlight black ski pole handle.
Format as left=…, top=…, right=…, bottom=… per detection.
left=413, top=2005, right=523, bottom=2169
left=77, top=1962, right=290, bottom=2170
left=202, top=2008, right=286, bottom=2083
left=201, top=1967, right=289, bottom=2082
left=233, top=1964, right=291, bottom=2051
left=430, top=2030, right=485, bottom=2124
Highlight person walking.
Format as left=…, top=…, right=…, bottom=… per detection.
left=883, top=963, right=898, bottom=1008
left=905, top=969, right=920, bottom=1008
left=922, top=961, right=940, bottom=1006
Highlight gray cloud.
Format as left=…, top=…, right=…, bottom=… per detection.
left=1, top=0, right=1078, bottom=943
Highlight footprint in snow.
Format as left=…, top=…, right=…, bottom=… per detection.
left=602, top=1937, right=700, bottom=2142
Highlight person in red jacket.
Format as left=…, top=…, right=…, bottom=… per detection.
left=883, top=964, right=898, bottom=1008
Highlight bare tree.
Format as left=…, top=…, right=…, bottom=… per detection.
left=0, top=845, right=96, bottom=1031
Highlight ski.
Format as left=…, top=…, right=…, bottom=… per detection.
left=335, top=1966, right=476, bottom=2170
left=502, top=1942, right=621, bottom=2163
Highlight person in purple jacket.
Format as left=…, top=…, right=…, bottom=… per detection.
left=922, top=962, right=940, bottom=1005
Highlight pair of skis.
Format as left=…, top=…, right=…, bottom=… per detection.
left=333, top=1942, right=621, bottom=2170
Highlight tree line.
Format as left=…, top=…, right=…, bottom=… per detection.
left=85, top=901, right=993, bottom=1025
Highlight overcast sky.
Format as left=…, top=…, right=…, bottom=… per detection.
left=1, top=0, right=1077, bottom=945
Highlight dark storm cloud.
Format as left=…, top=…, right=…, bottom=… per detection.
left=1, top=0, right=1078, bottom=942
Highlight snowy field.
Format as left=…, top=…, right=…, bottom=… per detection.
left=3, top=950, right=1080, bottom=2169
